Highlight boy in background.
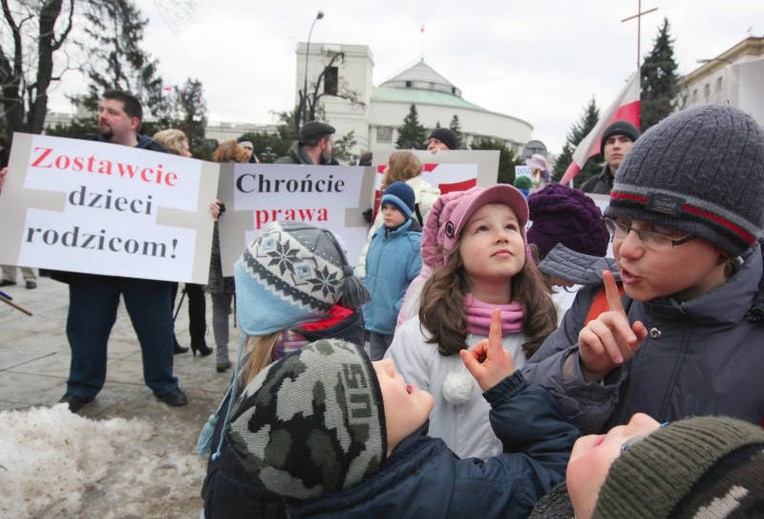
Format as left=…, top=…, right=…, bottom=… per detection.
left=362, top=181, right=422, bottom=359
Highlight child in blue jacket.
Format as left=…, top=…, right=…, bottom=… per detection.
left=362, top=181, right=422, bottom=359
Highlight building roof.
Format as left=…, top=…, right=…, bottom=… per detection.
left=371, top=86, right=487, bottom=111
left=379, top=60, right=463, bottom=97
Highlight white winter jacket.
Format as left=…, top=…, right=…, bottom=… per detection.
left=385, top=316, right=528, bottom=460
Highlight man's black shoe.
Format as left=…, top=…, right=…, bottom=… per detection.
left=0, top=279, right=16, bottom=287
left=156, top=388, right=188, bottom=407
left=58, top=393, right=92, bottom=413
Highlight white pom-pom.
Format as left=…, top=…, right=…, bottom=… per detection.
left=442, top=370, right=475, bottom=404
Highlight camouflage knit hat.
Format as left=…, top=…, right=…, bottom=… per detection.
left=606, top=104, right=764, bottom=256
left=594, top=416, right=764, bottom=518
left=226, top=339, right=386, bottom=500
left=234, top=221, right=370, bottom=335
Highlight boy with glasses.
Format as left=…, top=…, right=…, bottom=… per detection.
left=522, top=104, right=764, bottom=435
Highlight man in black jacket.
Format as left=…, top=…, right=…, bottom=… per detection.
left=57, top=90, right=187, bottom=412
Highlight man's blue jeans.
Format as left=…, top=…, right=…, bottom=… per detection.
left=65, top=275, right=178, bottom=399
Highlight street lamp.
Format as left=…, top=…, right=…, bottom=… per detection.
left=301, top=10, right=324, bottom=126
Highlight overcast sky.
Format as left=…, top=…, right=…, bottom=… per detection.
left=50, top=0, right=762, bottom=155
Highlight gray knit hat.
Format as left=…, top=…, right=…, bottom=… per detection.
left=606, top=105, right=764, bottom=256
left=226, top=339, right=386, bottom=499
left=594, top=416, right=764, bottom=518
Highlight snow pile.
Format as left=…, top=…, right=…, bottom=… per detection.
left=0, top=405, right=205, bottom=517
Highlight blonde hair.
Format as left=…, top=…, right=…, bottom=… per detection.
left=381, top=151, right=423, bottom=191
left=240, top=332, right=282, bottom=386
left=213, top=139, right=250, bottom=163
left=152, top=128, right=189, bottom=156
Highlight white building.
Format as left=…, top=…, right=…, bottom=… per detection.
left=676, top=36, right=764, bottom=125
left=296, top=41, right=533, bottom=159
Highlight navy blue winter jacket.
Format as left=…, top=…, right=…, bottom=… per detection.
left=284, top=372, right=578, bottom=518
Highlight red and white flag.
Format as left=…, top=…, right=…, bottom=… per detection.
left=560, top=73, right=641, bottom=185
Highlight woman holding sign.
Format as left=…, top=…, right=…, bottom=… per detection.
left=207, top=140, right=251, bottom=372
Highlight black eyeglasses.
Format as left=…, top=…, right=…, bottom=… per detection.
left=603, top=217, right=695, bottom=252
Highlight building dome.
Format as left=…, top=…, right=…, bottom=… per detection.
left=379, top=60, right=462, bottom=97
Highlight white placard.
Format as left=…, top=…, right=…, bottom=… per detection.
left=0, top=133, right=218, bottom=283
left=217, top=163, right=375, bottom=276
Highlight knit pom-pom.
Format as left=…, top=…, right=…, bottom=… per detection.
left=442, top=370, right=475, bottom=404
left=195, top=413, right=218, bottom=456
left=340, top=274, right=371, bottom=308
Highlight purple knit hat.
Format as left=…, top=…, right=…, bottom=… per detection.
left=421, top=184, right=529, bottom=269
left=527, top=183, right=609, bottom=259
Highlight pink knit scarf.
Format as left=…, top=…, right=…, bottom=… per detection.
left=464, top=294, right=523, bottom=335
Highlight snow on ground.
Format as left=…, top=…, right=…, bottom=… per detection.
left=0, top=405, right=205, bottom=517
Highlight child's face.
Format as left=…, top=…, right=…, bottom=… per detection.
left=381, top=203, right=407, bottom=228
left=566, top=413, right=661, bottom=519
left=373, top=359, right=434, bottom=455
left=459, top=203, right=525, bottom=296
left=612, top=217, right=726, bottom=302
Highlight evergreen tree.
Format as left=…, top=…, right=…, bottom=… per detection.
left=640, top=18, right=679, bottom=131
left=552, top=97, right=601, bottom=185
left=396, top=104, right=427, bottom=150
left=149, top=78, right=212, bottom=159
left=331, top=130, right=358, bottom=164
left=71, top=0, right=166, bottom=121
left=449, top=114, right=464, bottom=149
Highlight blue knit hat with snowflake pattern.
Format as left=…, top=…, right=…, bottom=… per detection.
left=234, top=221, right=370, bottom=335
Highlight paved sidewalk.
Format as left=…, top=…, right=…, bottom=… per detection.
left=0, top=274, right=235, bottom=516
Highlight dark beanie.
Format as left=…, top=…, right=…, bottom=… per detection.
left=600, top=120, right=640, bottom=153
left=428, top=127, right=459, bottom=150
left=527, top=183, right=609, bottom=259
left=606, top=105, right=764, bottom=256
left=381, top=181, right=416, bottom=218
left=227, top=339, right=386, bottom=500
left=593, top=416, right=764, bottom=519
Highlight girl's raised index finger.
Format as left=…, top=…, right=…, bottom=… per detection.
left=603, top=270, right=624, bottom=313
left=488, top=308, right=503, bottom=351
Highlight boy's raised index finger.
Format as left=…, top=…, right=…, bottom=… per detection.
left=603, top=270, right=624, bottom=313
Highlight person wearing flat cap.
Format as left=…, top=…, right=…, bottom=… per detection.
left=276, top=120, right=337, bottom=165
left=580, top=120, right=640, bottom=194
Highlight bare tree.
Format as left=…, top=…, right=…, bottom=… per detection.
left=297, top=51, right=365, bottom=135
left=0, top=0, right=75, bottom=136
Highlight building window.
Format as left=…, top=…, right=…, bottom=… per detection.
left=716, top=77, right=723, bottom=92
left=704, top=83, right=710, bottom=102
left=405, top=81, right=412, bottom=88
left=377, top=126, right=393, bottom=143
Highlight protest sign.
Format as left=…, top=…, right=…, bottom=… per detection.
left=216, top=163, right=374, bottom=276
left=0, top=134, right=217, bottom=283
left=367, top=149, right=499, bottom=220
